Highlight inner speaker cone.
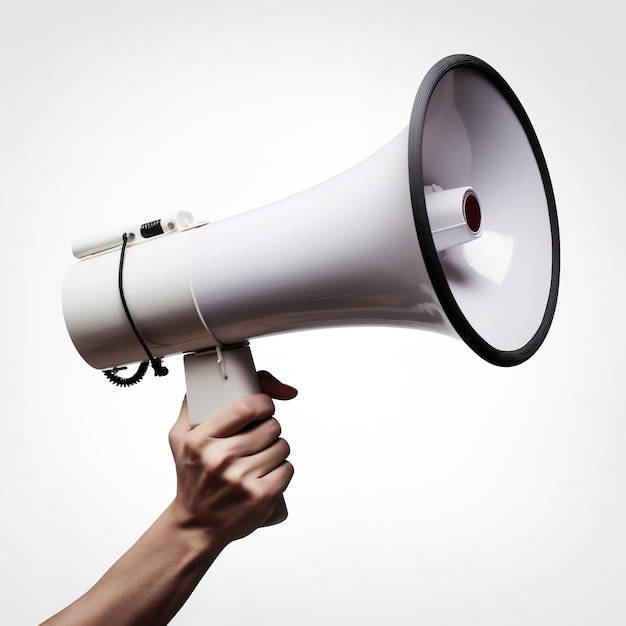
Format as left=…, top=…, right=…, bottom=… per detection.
left=464, top=192, right=482, bottom=234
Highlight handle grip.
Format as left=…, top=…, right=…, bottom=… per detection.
left=183, top=345, right=288, bottom=526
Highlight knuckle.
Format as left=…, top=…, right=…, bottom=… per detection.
left=202, top=443, right=237, bottom=474
left=180, top=433, right=238, bottom=475
left=231, top=398, right=257, bottom=423
left=217, top=442, right=239, bottom=466
left=230, top=395, right=275, bottom=426
left=247, top=481, right=272, bottom=507
left=254, top=394, right=275, bottom=418
left=183, top=433, right=205, bottom=458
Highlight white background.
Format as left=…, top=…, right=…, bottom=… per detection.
left=1, top=1, right=625, bottom=624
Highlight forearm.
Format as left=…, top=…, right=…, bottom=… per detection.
left=41, top=501, right=225, bottom=626
left=42, top=383, right=296, bottom=625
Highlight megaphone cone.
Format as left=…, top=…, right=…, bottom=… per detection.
left=409, top=55, right=559, bottom=365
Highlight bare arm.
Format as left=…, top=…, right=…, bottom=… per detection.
left=41, top=372, right=297, bottom=626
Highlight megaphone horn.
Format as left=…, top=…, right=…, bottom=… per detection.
left=62, top=53, right=559, bottom=393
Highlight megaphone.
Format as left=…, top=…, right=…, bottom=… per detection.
left=63, top=54, right=559, bottom=425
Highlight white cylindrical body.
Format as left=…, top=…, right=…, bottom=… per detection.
left=62, top=229, right=218, bottom=370
left=62, top=128, right=455, bottom=371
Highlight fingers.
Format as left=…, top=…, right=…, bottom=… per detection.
left=227, top=417, right=282, bottom=457
left=205, top=418, right=290, bottom=483
left=237, top=437, right=291, bottom=479
left=170, top=369, right=297, bottom=494
left=194, top=393, right=276, bottom=439
left=260, top=460, right=295, bottom=497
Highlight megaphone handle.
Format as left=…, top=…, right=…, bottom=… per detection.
left=183, top=345, right=288, bottom=526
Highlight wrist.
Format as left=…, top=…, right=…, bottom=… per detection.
left=161, top=500, right=228, bottom=569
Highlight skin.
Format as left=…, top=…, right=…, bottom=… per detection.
left=41, top=371, right=297, bottom=626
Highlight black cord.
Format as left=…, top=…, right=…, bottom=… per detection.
left=104, top=362, right=149, bottom=387
left=103, top=232, right=169, bottom=386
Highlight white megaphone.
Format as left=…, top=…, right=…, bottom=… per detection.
left=63, top=54, right=559, bottom=429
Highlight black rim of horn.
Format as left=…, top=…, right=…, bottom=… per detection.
left=407, top=54, right=560, bottom=366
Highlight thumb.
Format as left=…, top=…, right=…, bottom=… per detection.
left=258, top=370, right=298, bottom=400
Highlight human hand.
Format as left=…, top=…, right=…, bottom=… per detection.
left=168, top=371, right=297, bottom=548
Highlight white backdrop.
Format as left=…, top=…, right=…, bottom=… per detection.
left=2, top=1, right=625, bottom=624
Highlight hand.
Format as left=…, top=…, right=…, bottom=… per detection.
left=168, top=371, right=297, bottom=548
